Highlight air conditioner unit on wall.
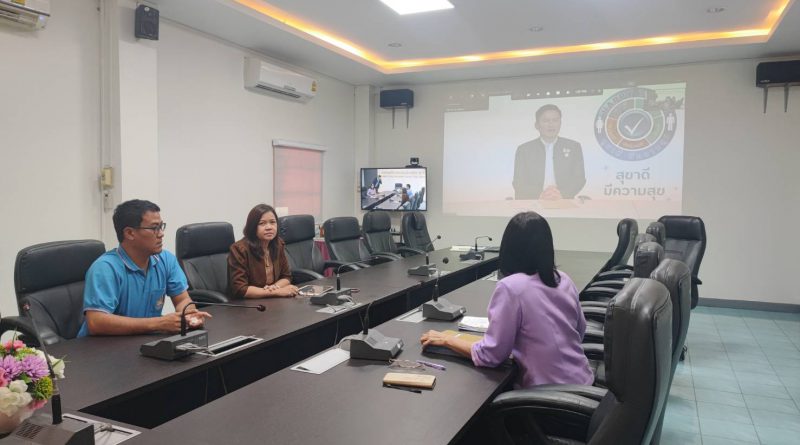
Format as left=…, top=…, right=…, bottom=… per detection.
left=244, top=57, right=317, bottom=102
left=0, top=0, right=49, bottom=30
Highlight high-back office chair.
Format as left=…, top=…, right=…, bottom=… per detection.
left=11, top=240, right=106, bottom=345
left=362, top=212, right=424, bottom=258
left=279, top=214, right=361, bottom=283
left=401, top=212, right=434, bottom=252
left=176, top=222, right=234, bottom=303
left=645, top=221, right=666, bottom=246
left=411, top=187, right=425, bottom=210
left=323, top=217, right=398, bottom=266
left=490, top=278, right=673, bottom=445
left=580, top=234, right=660, bottom=300
left=583, top=218, right=638, bottom=289
left=658, top=215, right=706, bottom=308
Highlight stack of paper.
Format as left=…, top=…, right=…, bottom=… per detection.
left=458, top=316, right=489, bottom=333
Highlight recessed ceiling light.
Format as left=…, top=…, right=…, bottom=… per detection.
left=388, top=42, right=402, bottom=47
left=529, top=26, right=544, bottom=32
left=380, top=0, right=454, bottom=15
left=706, top=7, right=725, bottom=13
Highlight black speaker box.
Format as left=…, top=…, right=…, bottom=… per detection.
left=380, top=89, right=414, bottom=108
left=135, top=4, right=159, bottom=40
left=756, top=60, right=800, bottom=86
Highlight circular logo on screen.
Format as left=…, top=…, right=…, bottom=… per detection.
left=594, top=87, right=679, bottom=161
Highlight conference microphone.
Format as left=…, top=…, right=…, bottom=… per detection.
left=9, top=302, right=95, bottom=444
left=422, top=258, right=466, bottom=320
left=141, top=301, right=265, bottom=361
left=310, top=259, right=370, bottom=305
left=460, top=235, right=492, bottom=261
left=408, top=235, right=441, bottom=276
left=344, top=301, right=403, bottom=361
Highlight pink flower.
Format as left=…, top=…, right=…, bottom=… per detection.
left=2, top=340, right=25, bottom=352
left=0, top=368, right=7, bottom=388
left=28, top=398, right=47, bottom=410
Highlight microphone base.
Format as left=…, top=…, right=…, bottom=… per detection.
left=459, top=250, right=483, bottom=261
left=407, top=264, right=437, bottom=276
left=345, top=330, right=404, bottom=361
left=310, top=288, right=352, bottom=306
left=140, top=330, right=209, bottom=361
left=423, top=298, right=467, bottom=321
left=8, top=413, right=95, bottom=445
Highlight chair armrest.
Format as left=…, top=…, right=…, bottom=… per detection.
left=583, top=327, right=604, bottom=344
left=189, top=289, right=230, bottom=304
left=693, top=276, right=703, bottom=285
left=587, top=279, right=625, bottom=289
left=291, top=268, right=324, bottom=284
left=597, top=269, right=633, bottom=280
left=581, top=306, right=607, bottom=324
left=532, top=384, right=607, bottom=402
left=323, top=260, right=362, bottom=272
left=0, top=316, right=42, bottom=344
left=491, top=389, right=598, bottom=442
left=580, top=301, right=608, bottom=308
left=370, top=251, right=402, bottom=260
left=609, top=265, right=634, bottom=271
left=582, top=343, right=605, bottom=360
left=396, top=246, right=425, bottom=256
left=579, top=286, right=618, bottom=302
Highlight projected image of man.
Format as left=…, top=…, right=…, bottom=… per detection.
left=512, top=105, right=586, bottom=200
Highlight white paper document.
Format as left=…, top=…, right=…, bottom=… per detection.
left=459, top=316, right=490, bottom=333
left=291, top=348, right=350, bottom=374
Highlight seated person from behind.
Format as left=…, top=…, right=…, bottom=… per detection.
left=366, top=185, right=378, bottom=198
left=228, top=204, right=299, bottom=299
left=421, top=211, right=593, bottom=388
left=78, top=199, right=211, bottom=337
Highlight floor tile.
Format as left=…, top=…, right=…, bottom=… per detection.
left=701, top=436, right=759, bottom=445
left=755, top=425, right=800, bottom=445
left=738, top=381, right=792, bottom=399
left=693, top=374, right=740, bottom=392
left=694, top=388, right=746, bottom=407
left=665, top=396, right=697, bottom=417
left=699, top=418, right=759, bottom=442
left=697, top=401, right=752, bottom=424
left=748, top=409, right=800, bottom=432
left=672, top=372, right=694, bottom=387
left=669, top=384, right=695, bottom=401
left=663, top=412, right=700, bottom=434
left=730, top=360, right=775, bottom=375
left=744, top=394, right=800, bottom=414
left=658, top=429, right=701, bottom=445
left=736, top=370, right=784, bottom=386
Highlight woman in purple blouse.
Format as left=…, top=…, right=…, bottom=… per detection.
left=420, top=212, right=593, bottom=388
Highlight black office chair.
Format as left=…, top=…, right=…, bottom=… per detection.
left=279, top=214, right=359, bottom=283
left=401, top=212, right=434, bottom=252
left=658, top=215, right=706, bottom=308
left=412, top=187, right=425, bottom=210
left=646, top=221, right=666, bottom=246
left=7, top=240, right=106, bottom=345
left=582, top=218, right=638, bottom=290
left=362, top=212, right=424, bottom=258
left=323, top=217, right=398, bottom=267
left=490, top=278, right=673, bottom=445
left=176, top=222, right=235, bottom=303
left=580, top=233, right=658, bottom=299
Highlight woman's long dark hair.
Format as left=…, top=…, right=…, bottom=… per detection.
left=243, top=204, right=279, bottom=262
left=498, top=212, right=560, bottom=287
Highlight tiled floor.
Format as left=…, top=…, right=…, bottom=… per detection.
left=661, top=306, right=800, bottom=445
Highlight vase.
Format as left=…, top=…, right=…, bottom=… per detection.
left=0, top=405, right=36, bottom=435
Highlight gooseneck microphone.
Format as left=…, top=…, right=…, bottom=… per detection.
left=336, top=258, right=373, bottom=290
left=14, top=301, right=96, bottom=443
left=422, top=257, right=465, bottom=320
left=344, top=300, right=403, bottom=361
left=141, top=300, right=266, bottom=360
left=309, top=259, right=370, bottom=305
left=460, top=236, right=492, bottom=261
left=408, top=235, right=441, bottom=276
left=180, top=301, right=265, bottom=336
left=474, top=235, right=492, bottom=252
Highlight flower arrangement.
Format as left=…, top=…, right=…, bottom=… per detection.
left=0, top=339, right=65, bottom=419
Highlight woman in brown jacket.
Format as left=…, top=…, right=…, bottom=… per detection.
left=228, top=204, right=299, bottom=299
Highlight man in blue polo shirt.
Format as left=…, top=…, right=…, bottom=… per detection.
left=78, top=199, right=211, bottom=336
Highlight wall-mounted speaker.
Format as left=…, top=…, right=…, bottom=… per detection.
left=135, top=4, right=159, bottom=41
left=380, top=89, right=414, bottom=109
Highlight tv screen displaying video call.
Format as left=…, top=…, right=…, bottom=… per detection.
left=360, top=167, right=427, bottom=211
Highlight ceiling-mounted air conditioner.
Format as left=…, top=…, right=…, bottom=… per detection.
left=244, top=57, right=317, bottom=102
left=0, top=0, right=50, bottom=30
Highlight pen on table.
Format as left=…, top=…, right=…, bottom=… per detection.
left=416, top=360, right=446, bottom=371
left=383, top=383, right=422, bottom=394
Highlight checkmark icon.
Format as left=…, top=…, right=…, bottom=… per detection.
left=624, top=116, right=645, bottom=136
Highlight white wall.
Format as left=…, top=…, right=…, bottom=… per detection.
left=0, top=0, right=102, bottom=317
left=157, top=22, right=357, bottom=248
left=373, top=59, right=800, bottom=305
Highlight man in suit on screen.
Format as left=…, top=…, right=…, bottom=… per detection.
left=512, top=104, right=586, bottom=200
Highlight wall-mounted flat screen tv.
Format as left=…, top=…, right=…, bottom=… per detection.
left=360, top=167, right=427, bottom=211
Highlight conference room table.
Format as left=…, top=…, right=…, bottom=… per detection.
left=44, top=248, right=607, bottom=443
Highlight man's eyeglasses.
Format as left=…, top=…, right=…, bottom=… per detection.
left=136, top=222, right=167, bottom=233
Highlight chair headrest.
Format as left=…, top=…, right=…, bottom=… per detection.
left=645, top=222, right=666, bottom=245
left=176, top=222, right=235, bottom=260
left=324, top=217, right=361, bottom=242
left=279, top=215, right=316, bottom=244
left=658, top=215, right=706, bottom=241
left=635, top=233, right=658, bottom=247
left=604, top=278, right=672, bottom=400
left=15, top=240, right=106, bottom=295
left=634, top=241, right=664, bottom=278
left=362, top=212, right=391, bottom=233
left=410, top=212, right=427, bottom=231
